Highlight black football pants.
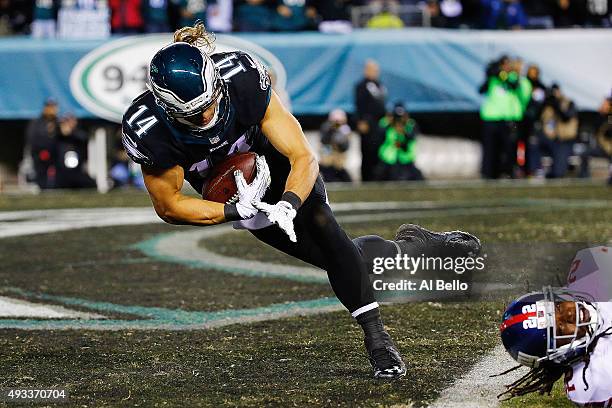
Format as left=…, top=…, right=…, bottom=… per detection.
left=249, top=199, right=398, bottom=315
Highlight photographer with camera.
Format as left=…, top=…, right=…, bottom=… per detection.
left=54, top=114, right=96, bottom=189
left=528, top=83, right=578, bottom=178
left=25, top=98, right=59, bottom=189
left=579, top=94, right=612, bottom=185
left=596, top=95, right=612, bottom=185
left=522, top=64, right=547, bottom=175
left=479, top=55, right=532, bottom=179
left=318, top=109, right=353, bottom=182
left=375, top=102, right=424, bottom=181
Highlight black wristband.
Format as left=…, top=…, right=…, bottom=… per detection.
left=281, top=191, right=302, bottom=211
left=223, top=204, right=241, bottom=221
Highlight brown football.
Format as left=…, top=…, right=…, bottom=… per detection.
left=201, top=152, right=258, bottom=204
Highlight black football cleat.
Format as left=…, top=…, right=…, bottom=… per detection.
left=365, top=331, right=406, bottom=380
left=394, top=223, right=481, bottom=258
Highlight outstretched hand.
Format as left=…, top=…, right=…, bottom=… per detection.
left=254, top=200, right=297, bottom=242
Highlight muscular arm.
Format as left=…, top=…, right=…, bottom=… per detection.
left=260, top=91, right=318, bottom=203
left=142, top=164, right=226, bottom=226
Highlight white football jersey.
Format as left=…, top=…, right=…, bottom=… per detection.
left=564, top=302, right=612, bottom=406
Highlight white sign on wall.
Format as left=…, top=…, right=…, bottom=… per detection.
left=70, top=34, right=287, bottom=123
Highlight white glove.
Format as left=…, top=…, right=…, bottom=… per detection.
left=253, top=200, right=297, bottom=242
left=233, top=155, right=271, bottom=219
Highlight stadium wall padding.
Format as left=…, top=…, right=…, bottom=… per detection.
left=0, top=29, right=610, bottom=120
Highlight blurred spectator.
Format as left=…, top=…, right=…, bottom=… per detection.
left=0, top=0, right=13, bottom=35
left=206, top=0, right=231, bottom=32
left=174, top=0, right=214, bottom=28
left=522, top=0, right=554, bottom=28
left=26, top=98, right=58, bottom=189
left=55, top=0, right=111, bottom=39
left=0, top=0, right=604, bottom=35
left=109, top=0, right=144, bottom=33
left=552, top=0, right=586, bottom=27
left=0, top=0, right=32, bottom=36
left=111, top=129, right=145, bottom=188
left=481, top=0, right=527, bottom=29
left=460, top=0, right=481, bottom=28
left=110, top=137, right=131, bottom=188
left=511, top=57, right=533, bottom=175
left=427, top=0, right=463, bottom=27
left=522, top=64, right=547, bottom=174
left=376, top=102, right=424, bottom=181
left=426, top=0, right=448, bottom=27
left=578, top=94, right=612, bottom=184
left=235, top=0, right=275, bottom=32
left=31, top=0, right=58, bottom=37
left=273, top=0, right=317, bottom=31
left=595, top=95, right=612, bottom=184
left=529, top=83, right=578, bottom=178
left=319, top=109, right=353, bottom=182
left=437, top=0, right=463, bottom=27
left=479, top=55, right=531, bottom=179
left=308, top=0, right=352, bottom=33
left=143, top=0, right=170, bottom=32
left=585, top=0, right=610, bottom=27
left=54, top=114, right=96, bottom=189
left=366, top=0, right=404, bottom=28
left=355, top=59, right=387, bottom=182
left=525, top=64, right=547, bottom=110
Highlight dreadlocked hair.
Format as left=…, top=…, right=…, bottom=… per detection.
left=495, top=363, right=567, bottom=400
left=580, top=326, right=612, bottom=391
left=173, top=21, right=216, bottom=54
left=496, top=325, right=612, bottom=400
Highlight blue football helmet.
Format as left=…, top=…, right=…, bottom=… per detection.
left=500, top=286, right=601, bottom=367
left=149, top=42, right=230, bottom=139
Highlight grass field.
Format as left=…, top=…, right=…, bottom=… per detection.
left=0, top=182, right=610, bottom=407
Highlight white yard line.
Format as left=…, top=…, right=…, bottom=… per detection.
left=0, top=296, right=105, bottom=319
left=429, top=345, right=528, bottom=408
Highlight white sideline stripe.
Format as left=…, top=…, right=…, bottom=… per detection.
left=0, top=296, right=106, bottom=319
left=0, top=203, right=446, bottom=239
left=0, top=207, right=162, bottom=238
left=2, top=200, right=600, bottom=239
left=429, top=345, right=528, bottom=408
left=351, top=302, right=380, bottom=318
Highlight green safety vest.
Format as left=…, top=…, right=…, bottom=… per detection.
left=480, top=73, right=532, bottom=122
left=378, top=118, right=417, bottom=165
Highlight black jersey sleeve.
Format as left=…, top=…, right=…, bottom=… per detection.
left=218, top=51, right=272, bottom=127
left=121, top=92, right=184, bottom=169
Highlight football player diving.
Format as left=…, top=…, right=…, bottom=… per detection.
left=121, top=23, right=481, bottom=380
left=498, top=286, right=612, bottom=404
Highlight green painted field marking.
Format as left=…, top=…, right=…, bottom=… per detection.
left=1, top=197, right=609, bottom=330
left=0, top=287, right=340, bottom=330
left=134, top=198, right=612, bottom=285
left=133, top=228, right=328, bottom=284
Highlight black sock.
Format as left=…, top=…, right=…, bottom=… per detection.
left=356, top=308, right=386, bottom=338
